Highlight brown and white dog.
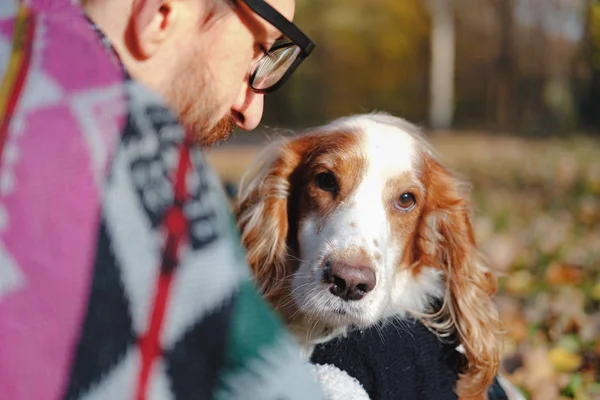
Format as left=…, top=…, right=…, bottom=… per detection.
left=235, top=113, right=502, bottom=397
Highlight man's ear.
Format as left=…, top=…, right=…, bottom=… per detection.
left=127, top=0, right=177, bottom=59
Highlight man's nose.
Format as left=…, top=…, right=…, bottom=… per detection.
left=230, top=86, right=265, bottom=131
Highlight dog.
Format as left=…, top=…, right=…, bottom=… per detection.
left=234, top=113, right=502, bottom=397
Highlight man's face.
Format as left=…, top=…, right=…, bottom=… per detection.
left=162, top=0, right=296, bottom=146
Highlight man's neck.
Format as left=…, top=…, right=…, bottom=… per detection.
left=83, top=12, right=129, bottom=77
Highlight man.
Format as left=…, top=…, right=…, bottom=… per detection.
left=0, top=0, right=322, bottom=398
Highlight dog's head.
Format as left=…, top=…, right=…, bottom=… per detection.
left=235, top=113, right=501, bottom=396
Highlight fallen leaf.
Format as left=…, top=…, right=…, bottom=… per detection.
left=591, top=282, right=600, bottom=302
left=549, top=347, right=583, bottom=373
left=504, top=269, right=535, bottom=295
left=530, top=378, right=561, bottom=400
left=545, top=263, right=585, bottom=286
left=482, top=234, right=522, bottom=273
left=523, top=345, right=555, bottom=389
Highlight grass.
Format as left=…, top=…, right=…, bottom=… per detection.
left=205, top=132, right=600, bottom=400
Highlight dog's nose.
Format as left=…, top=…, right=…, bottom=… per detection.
left=323, top=260, right=376, bottom=301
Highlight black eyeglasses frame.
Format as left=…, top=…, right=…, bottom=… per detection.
left=241, top=0, right=316, bottom=93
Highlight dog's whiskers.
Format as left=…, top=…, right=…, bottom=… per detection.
left=286, top=254, right=309, bottom=264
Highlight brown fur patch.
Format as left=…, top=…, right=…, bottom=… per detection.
left=407, top=152, right=501, bottom=396
left=382, top=171, right=425, bottom=272
left=288, top=130, right=368, bottom=252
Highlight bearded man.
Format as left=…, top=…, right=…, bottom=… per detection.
left=0, top=1, right=321, bottom=398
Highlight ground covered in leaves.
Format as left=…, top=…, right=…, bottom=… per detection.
left=206, top=132, right=600, bottom=400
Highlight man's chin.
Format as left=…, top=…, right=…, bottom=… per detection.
left=193, top=114, right=236, bottom=148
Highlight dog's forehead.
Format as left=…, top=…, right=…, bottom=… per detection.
left=357, top=120, right=418, bottom=178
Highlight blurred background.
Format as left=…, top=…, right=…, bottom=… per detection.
left=206, top=0, right=600, bottom=399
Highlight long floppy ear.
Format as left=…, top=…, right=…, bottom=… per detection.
left=418, top=155, right=502, bottom=397
left=234, top=138, right=307, bottom=307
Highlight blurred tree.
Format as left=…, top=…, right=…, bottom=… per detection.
left=427, top=0, right=455, bottom=129
left=491, top=0, right=517, bottom=130
left=579, top=0, right=600, bottom=131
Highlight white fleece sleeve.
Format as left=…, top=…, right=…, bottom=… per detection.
left=310, top=363, right=371, bottom=400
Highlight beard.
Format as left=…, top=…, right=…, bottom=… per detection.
left=200, top=113, right=236, bottom=147
left=164, top=48, right=237, bottom=148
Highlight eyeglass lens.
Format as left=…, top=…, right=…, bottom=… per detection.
left=251, top=45, right=301, bottom=90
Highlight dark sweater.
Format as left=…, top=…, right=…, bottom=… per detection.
left=310, top=319, right=462, bottom=400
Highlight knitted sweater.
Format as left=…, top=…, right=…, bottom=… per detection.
left=311, top=319, right=461, bottom=400
left=0, top=2, right=323, bottom=399
left=311, top=320, right=516, bottom=400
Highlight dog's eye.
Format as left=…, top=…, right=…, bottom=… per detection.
left=316, top=172, right=338, bottom=193
left=395, top=193, right=416, bottom=211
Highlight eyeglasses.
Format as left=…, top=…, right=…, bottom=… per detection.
left=240, top=0, right=315, bottom=93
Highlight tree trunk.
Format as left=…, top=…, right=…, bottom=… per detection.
left=578, top=0, right=600, bottom=131
left=492, top=0, right=516, bottom=129
left=428, top=0, right=455, bottom=130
